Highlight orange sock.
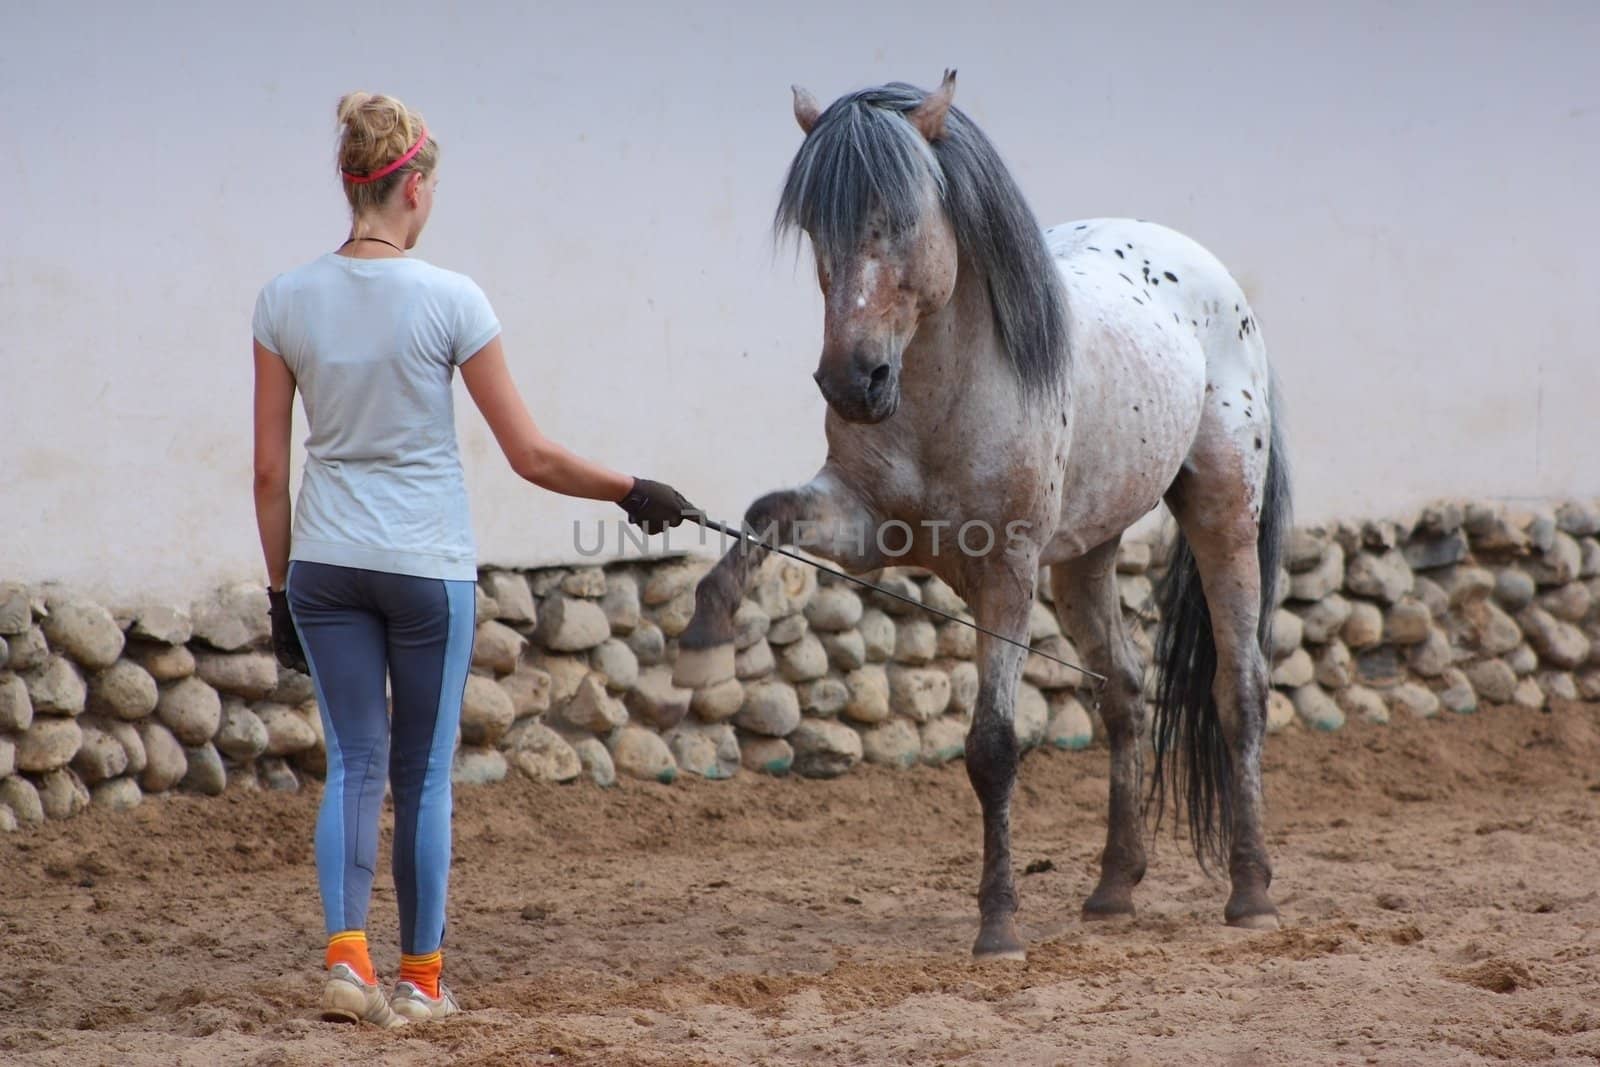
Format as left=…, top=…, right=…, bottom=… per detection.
left=325, top=931, right=377, bottom=986
left=399, top=951, right=442, bottom=999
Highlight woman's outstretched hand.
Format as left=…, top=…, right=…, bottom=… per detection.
left=620, top=478, right=695, bottom=535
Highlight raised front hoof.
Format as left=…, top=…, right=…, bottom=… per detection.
left=1224, top=892, right=1281, bottom=931
left=672, top=642, right=735, bottom=689
left=971, top=918, right=1027, bottom=963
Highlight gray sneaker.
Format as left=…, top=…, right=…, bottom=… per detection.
left=321, top=963, right=407, bottom=1028
left=391, top=980, right=461, bottom=1022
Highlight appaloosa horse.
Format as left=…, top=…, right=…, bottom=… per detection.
left=673, top=72, right=1289, bottom=960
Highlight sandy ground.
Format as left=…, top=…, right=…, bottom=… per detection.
left=3, top=703, right=1599, bottom=1067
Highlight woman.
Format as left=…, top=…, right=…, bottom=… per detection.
left=252, top=91, right=691, bottom=1027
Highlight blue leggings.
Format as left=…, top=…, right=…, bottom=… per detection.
left=286, top=561, right=475, bottom=956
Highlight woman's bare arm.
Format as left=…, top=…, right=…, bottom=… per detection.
left=252, top=340, right=296, bottom=590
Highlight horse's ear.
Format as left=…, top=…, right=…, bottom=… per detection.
left=792, top=85, right=821, bottom=135
left=908, top=69, right=957, bottom=142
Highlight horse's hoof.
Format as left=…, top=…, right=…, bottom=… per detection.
left=1225, top=888, right=1279, bottom=930
left=673, top=643, right=735, bottom=688
left=971, top=918, right=1026, bottom=962
left=1226, top=910, right=1281, bottom=931
left=1082, top=885, right=1137, bottom=921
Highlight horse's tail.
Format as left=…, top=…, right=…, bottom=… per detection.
left=1149, top=377, right=1291, bottom=871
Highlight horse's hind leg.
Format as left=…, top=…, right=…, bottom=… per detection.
left=1050, top=540, right=1148, bottom=918
left=1165, top=473, right=1278, bottom=928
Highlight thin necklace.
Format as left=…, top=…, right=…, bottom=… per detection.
left=340, top=236, right=405, bottom=255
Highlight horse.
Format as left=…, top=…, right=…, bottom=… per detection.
left=672, top=71, right=1289, bottom=961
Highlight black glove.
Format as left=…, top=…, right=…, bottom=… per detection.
left=268, top=588, right=309, bottom=674
left=619, top=477, right=695, bottom=535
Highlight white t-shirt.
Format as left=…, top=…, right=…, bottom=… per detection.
left=252, top=253, right=501, bottom=581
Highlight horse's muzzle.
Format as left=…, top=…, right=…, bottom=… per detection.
left=813, top=357, right=900, bottom=424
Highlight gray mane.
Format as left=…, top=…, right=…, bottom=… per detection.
left=775, top=82, right=1069, bottom=392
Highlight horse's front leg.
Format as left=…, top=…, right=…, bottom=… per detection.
left=963, top=551, right=1040, bottom=961
left=673, top=471, right=882, bottom=689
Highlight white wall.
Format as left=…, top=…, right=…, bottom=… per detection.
left=2, top=1, right=1596, bottom=603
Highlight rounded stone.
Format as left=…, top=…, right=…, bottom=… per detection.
left=1389, top=682, right=1440, bottom=719
left=42, top=598, right=125, bottom=670
left=691, top=677, right=746, bottom=723
left=1271, top=647, right=1314, bottom=689
left=156, top=677, right=222, bottom=745
left=734, top=639, right=775, bottom=680
left=625, top=666, right=692, bottom=729
left=570, top=735, right=617, bottom=787
left=750, top=555, right=817, bottom=620
left=0, top=583, right=32, bottom=636
left=732, top=600, right=772, bottom=650
left=1518, top=607, right=1590, bottom=669
left=556, top=674, right=628, bottom=733
left=641, top=563, right=702, bottom=606
left=947, top=660, right=980, bottom=716
left=260, top=756, right=300, bottom=792
left=129, top=603, right=192, bottom=645
left=600, top=572, right=641, bottom=634
left=90, top=716, right=146, bottom=775
left=1344, top=550, right=1414, bottom=604
left=181, top=743, right=227, bottom=795
left=1292, top=685, right=1344, bottom=731
left=733, top=680, right=801, bottom=737
left=6, top=626, right=48, bottom=672
left=472, top=620, right=528, bottom=676
left=887, top=665, right=952, bottom=722
left=16, top=717, right=82, bottom=773
left=500, top=665, right=553, bottom=719
left=506, top=722, right=582, bottom=783
left=666, top=721, right=740, bottom=779
left=0, top=776, right=45, bottom=826
left=790, top=719, right=862, bottom=779
left=451, top=745, right=508, bottom=786
left=1465, top=658, right=1518, bottom=703
left=821, top=630, right=867, bottom=671
left=1335, top=685, right=1388, bottom=724
left=859, top=610, right=896, bottom=663
left=1438, top=668, right=1478, bottom=714
left=804, top=588, right=864, bottom=633
left=482, top=571, right=538, bottom=624
left=1338, top=601, right=1383, bottom=650
left=608, top=725, right=677, bottom=783
left=842, top=665, right=891, bottom=724
left=777, top=634, right=829, bottom=683
left=0, top=672, right=33, bottom=732
left=936, top=619, right=978, bottom=660
left=1507, top=644, right=1539, bottom=675
left=1014, top=683, right=1049, bottom=749
left=138, top=719, right=188, bottom=792
left=460, top=675, right=516, bottom=746
left=190, top=583, right=271, bottom=652
left=92, top=776, right=143, bottom=812
left=24, top=656, right=87, bottom=716
left=920, top=716, right=968, bottom=764
left=766, top=613, right=809, bottom=646
left=1494, top=569, right=1537, bottom=612
left=1025, top=636, right=1084, bottom=690
left=625, top=622, right=666, bottom=667
left=1266, top=689, right=1297, bottom=732
left=258, top=703, right=318, bottom=756
left=560, top=566, right=607, bottom=599
left=215, top=701, right=270, bottom=762
left=535, top=596, right=612, bottom=652
left=1538, top=670, right=1578, bottom=702
left=1045, top=694, right=1094, bottom=750
left=87, top=660, right=159, bottom=721
left=860, top=718, right=920, bottom=768
left=71, top=722, right=128, bottom=783
left=1297, top=594, right=1353, bottom=645
left=133, top=641, right=196, bottom=682
left=193, top=651, right=280, bottom=701
left=740, top=735, right=794, bottom=776
left=37, top=768, right=91, bottom=820
left=797, top=676, right=850, bottom=717
left=592, top=639, right=640, bottom=687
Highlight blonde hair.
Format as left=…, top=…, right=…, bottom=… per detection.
left=335, top=91, right=438, bottom=215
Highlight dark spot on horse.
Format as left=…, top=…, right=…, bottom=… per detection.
left=1114, top=248, right=1124, bottom=258
left=1131, top=296, right=1144, bottom=305
left=1242, top=389, right=1253, bottom=400
left=1173, top=313, right=1180, bottom=324
left=1190, top=319, right=1197, bottom=326
left=1205, top=384, right=1214, bottom=393
left=1119, top=273, right=1134, bottom=285
left=1074, top=223, right=1087, bottom=230
left=1061, top=412, right=1068, bottom=425
left=1164, top=271, right=1178, bottom=283
left=1126, top=242, right=1133, bottom=249
left=1222, top=400, right=1231, bottom=407
left=1086, top=245, right=1101, bottom=252
left=1245, top=408, right=1253, bottom=417
left=1255, top=436, right=1263, bottom=450
left=1132, top=404, right=1140, bottom=412
left=1141, top=437, right=1147, bottom=444
left=1151, top=277, right=1160, bottom=285
left=1234, top=303, right=1240, bottom=311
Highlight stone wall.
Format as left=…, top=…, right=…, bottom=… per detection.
left=2, top=498, right=1597, bottom=832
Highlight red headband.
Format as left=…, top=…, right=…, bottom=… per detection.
left=341, top=123, right=428, bottom=185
